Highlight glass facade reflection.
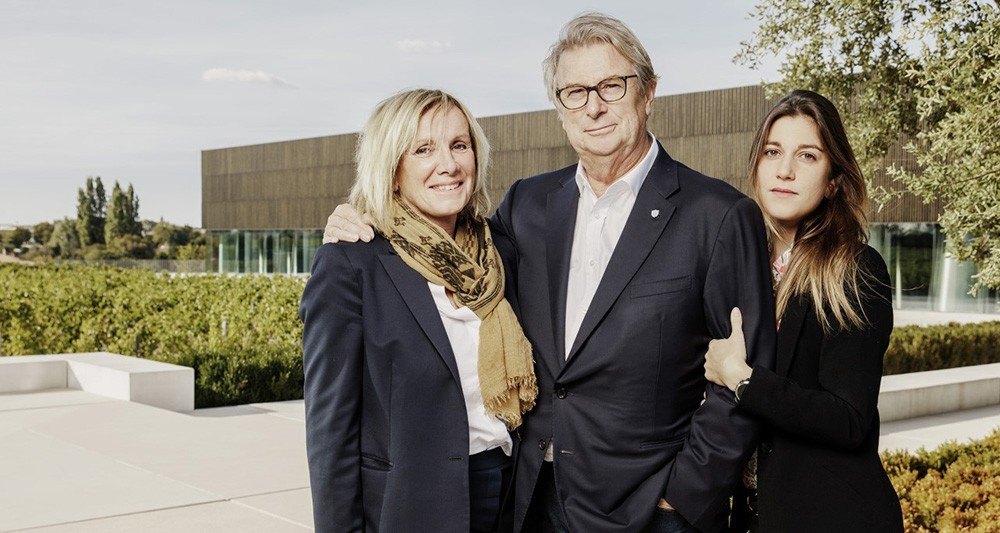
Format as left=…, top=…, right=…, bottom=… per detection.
left=870, top=223, right=998, bottom=313
left=209, top=230, right=323, bottom=275
left=207, top=224, right=999, bottom=314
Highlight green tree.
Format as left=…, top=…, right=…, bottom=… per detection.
left=125, top=184, right=142, bottom=236
left=49, top=218, right=81, bottom=257
left=176, top=243, right=206, bottom=260
left=3, top=227, right=32, bottom=251
left=104, top=182, right=129, bottom=243
left=76, top=176, right=107, bottom=246
left=32, top=222, right=54, bottom=245
left=740, top=0, right=1000, bottom=289
left=106, top=235, right=154, bottom=259
left=149, top=221, right=202, bottom=258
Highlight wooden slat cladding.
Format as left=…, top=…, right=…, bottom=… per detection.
left=202, top=85, right=937, bottom=230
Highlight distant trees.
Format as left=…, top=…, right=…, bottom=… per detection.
left=6, top=177, right=205, bottom=263
left=32, top=222, right=54, bottom=246
left=76, top=177, right=106, bottom=247
left=149, top=221, right=206, bottom=260
left=0, top=227, right=32, bottom=252
left=48, top=219, right=81, bottom=257
left=105, top=182, right=142, bottom=243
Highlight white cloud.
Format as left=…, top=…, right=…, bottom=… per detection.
left=201, top=68, right=295, bottom=88
left=394, top=39, right=452, bottom=52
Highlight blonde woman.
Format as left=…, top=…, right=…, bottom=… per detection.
left=299, top=89, right=536, bottom=532
left=703, top=90, right=903, bottom=532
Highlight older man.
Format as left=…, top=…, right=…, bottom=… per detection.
left=324, top=13, right=775, bottom=533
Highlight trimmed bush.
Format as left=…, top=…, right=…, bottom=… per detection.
left=883, top=429, right=1000, bottom=531
left=0, top=263, right=305, bottom=407
left=2, top=263, right=999, bottom=406
left=886, top=321, right=1000, bottom=375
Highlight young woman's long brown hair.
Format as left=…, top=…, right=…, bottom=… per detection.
left=749, top=90, right=873, bottom=332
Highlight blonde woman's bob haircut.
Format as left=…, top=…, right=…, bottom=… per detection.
left=349, top=88, right=491, bottom=232
left=542, top=12, right=659, bottom=105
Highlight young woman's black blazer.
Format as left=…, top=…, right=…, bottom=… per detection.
left=738, top=246, right=904, bottom=532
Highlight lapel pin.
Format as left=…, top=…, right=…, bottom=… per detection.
left=651, top=209, right=660, bottom=219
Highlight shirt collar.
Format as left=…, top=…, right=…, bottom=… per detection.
left=575, top=133, right=659, bottom=198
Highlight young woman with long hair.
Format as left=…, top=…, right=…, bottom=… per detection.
left=704, top=90, right=904, bottom=532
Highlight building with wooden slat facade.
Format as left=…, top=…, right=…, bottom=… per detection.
left=201, top=85, right=995, bottom=312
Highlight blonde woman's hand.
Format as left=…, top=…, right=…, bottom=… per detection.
left=704, top=307, right=753, bottom=391
left=323, top=204, right=375, bottom=243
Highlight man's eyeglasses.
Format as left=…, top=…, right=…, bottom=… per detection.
left=556, top=75, right=639, bottom=110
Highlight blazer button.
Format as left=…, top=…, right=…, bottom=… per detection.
left=555, top=387, right=568, bottom=399
left=761, top=442, right=773, bottom=454
left=538, top=439, right=548, bottom=450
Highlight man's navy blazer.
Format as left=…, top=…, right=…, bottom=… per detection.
left=490, top=143, right=777, bottom=532
left=299, top=232, right=520, bottom=533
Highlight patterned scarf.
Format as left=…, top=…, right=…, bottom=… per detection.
left=382, top=195, right=537, bottom=429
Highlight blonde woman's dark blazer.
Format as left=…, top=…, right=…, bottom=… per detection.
left=739, top=246, right=904, bottom=532
left=299, top=233, right=520, bottom=533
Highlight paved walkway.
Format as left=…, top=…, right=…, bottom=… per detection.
left=894, top=309, right=1000, bottom=327
left=0, top=390, right=311, bottom=532
left=1, top=389, right=997, bottom=532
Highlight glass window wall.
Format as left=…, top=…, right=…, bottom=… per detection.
left=208, top=224, right=999, bottom=314
left=870, top=223, right=998, bottom=313
left=211, top=230, right=324, bottom=275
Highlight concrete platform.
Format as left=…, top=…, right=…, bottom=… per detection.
left=879, top=363, right=1000, bottom=422
left=880, top=404, right=1000, bottom=453
left=894, top=309, right=1000, bottom=327
left=0, top=390, right=311, bottom=532
left=0, top=353, right=193, bottom=411
left=1, top=355, right=999, bottom=531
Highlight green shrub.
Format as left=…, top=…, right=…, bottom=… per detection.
left=883, top=429, right=1000, bottom=531
left=3, top=263, right=999, bottom=407
left=0, top=263, right=305, bottom=408
left=169, top=349, right=303, bottom=408
left=885, top=321, right=1000, bottom=375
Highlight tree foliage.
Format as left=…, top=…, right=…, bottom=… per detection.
left=48, top=218, right=81, bottom=257
left=32, top=222, right=54, bottom=246
left=740, top=0, right=1000, bottom=289
left=76, top=176, right=106, bottom=246
left=2, top=227, right=32, bottom=251
left=104, top=181, right=141, bottom=243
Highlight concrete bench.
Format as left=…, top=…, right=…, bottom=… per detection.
left=879, top=363, right=1000, bottom=422
left=0, top=352, right=193, bottom=412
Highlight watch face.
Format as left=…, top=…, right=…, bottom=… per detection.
left=735, top=380, right=749, bottom=401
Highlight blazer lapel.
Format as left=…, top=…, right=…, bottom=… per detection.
left=545, top=168, right=579, bottom=374
left=565, top=145, right=679, bottom=363
left=379, top=252, right=462, bottom=385
left=776, top=296, right=808, bottom=377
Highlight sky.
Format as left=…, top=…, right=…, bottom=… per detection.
left=0, top=0, right=781, bottom=227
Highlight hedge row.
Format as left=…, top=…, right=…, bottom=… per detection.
left=0, top=263, right=305, bottom=407
left=883, top=428, right=1000, bottom=531
left=1, top=263, right=998, bottom=407
left=884, top=320, right=1000, bottom=375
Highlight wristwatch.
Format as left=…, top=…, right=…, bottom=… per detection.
left=734, top=377, right=752, bottom=404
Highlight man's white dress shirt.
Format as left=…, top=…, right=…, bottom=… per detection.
left=546, top=135, right=659, bottom=461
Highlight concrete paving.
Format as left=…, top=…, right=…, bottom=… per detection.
left=879, top=403, right=1000, bottom=453
left=1, top=388, right=997, bottom=531
left=894, top=309, right=1000, bottom=327
left=0, top=390, right=311, bottom=532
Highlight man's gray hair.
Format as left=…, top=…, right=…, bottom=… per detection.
left=542, top=12, right=659, bottom=105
